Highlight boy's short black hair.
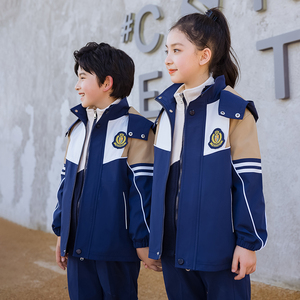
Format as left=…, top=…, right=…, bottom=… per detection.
left=74, top=42, right=135, bottom=99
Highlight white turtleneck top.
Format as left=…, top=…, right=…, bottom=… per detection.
left=77, top=99, right=121, bottom=172
left=170, top=76, right=215, bottom=165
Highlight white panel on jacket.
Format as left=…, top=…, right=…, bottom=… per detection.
left=155, top=111, right=172, bottom=152
left=203, top=100, right=230, bottom=156
left=103, top=115, right=129, bottom=164
left=66, top=122, right=86, bottom=165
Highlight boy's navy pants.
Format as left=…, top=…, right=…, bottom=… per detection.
left=161, top=256, right=251, bottom=300
left=67, top=255, right=140, bottom=300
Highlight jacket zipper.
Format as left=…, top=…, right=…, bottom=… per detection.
left=175, top=93, right=187, bottom=223
left=65, top=118, right=90, bottom=255
left=154, top=98, right=174, bottom=259
left=76, top=110, right=98, bottom=219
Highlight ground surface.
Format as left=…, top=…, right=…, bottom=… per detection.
left=0, top=217, right=299, bottom=300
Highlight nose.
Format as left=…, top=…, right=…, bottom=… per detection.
left=75, top=80, right=80, bottom=91
left=165, top=53, right=172, bottom=66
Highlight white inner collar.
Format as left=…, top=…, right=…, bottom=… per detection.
left=174, top=76, right=215, bottom=105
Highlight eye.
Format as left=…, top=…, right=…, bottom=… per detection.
left=173, top=49, right=180, bottom=53
left=165, top=49, right=168, bottom=54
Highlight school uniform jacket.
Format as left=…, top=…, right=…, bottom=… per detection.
left=52, top=98, right=154, bottom=262
left=148, top=75, right=267, bottom=272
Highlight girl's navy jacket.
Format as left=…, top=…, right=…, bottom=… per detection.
left=148, top=75, right=268, bottom=272
left=52, top=98, right=154, bottom=262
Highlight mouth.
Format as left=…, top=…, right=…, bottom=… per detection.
left=168, top=69, right=177, bottom=75
left=79, top=93, right=85, bottom=100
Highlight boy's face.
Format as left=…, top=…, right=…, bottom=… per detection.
left=75, top=66, right=104, bottom=108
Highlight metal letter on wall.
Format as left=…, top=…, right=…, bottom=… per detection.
left=139, top=71, right=162, bottom=118
left=134, top=5, right=164, bottom=53
left=256, top=29, right=300, bottom=99
left=253, top=0, right=267, bottom=11
left=181, top=0, right=221, bottom=16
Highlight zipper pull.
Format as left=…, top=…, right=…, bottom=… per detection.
left=181, top=93, right=187, bottom=110
left=92, top=109, right=98, bottom=129
left=180, top=93, right=184, bottom=104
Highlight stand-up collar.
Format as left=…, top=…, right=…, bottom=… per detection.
left=70, top=98, right=129, bottom=125
left=86, top=99, right=121, bottom=123
left=174, top=76, right=215, bottom=105
left=156, top=75, right=227, bottom=109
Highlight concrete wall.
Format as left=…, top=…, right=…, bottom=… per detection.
left=0, top=0, right=299, bottom=290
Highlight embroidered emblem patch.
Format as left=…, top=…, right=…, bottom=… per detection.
left=112, top=131, right=128, bottom=149
left=208, top=128, right=225, bottom=149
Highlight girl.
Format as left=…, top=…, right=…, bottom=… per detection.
left=148, top=8, right=267, bottom=300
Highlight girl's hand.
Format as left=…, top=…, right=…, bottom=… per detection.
left=55, top=236, right=68, bottom=270
left=136, top=247, right=162, bottom=272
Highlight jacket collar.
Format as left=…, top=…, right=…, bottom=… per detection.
left=155, top=75, right=256, bottom=121
left=155, top=84, right=180, bottom=135
left=174, top=76, right=215, bottom=105
left=156, top=75, right=227, bottom=108
left=70, top=97, right=130, bottom=126
left=154, top=76, right=227, bottom=135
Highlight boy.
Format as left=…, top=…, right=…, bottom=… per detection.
left=52, top=42, right=161, bottom=300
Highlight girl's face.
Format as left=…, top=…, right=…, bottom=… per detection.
left=165, top=29, right=209, bottom=89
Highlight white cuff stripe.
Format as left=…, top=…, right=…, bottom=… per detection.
left=236, top=169, right=262, bottom=174
left=233, top=162, right=261, bottom=168
left=131, top=166, right=154, bottom=172
left=134, top=172, right=153, bottom=177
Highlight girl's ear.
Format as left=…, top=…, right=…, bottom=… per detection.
left=103, top=75, right=113, bottom=92
left=199, top=48, right=212, bottom=66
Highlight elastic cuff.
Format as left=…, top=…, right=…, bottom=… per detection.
left=133, top=237, right=149, bottom=248
left=52, top=226, right=61, bottom=236
left=236, top=239, right=258, bottom=251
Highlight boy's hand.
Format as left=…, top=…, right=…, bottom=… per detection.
left=231, top=245, right=256, bottom=280
left=136, top=247, right=162, bottom=272
left=56, top=236, right=68, bottom=270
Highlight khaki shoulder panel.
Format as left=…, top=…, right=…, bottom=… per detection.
left=223, top=86, right=243, bottom=98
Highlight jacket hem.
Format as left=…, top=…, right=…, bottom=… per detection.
left=73, top=254, right=140, bottom=262
left=176, top=261, right=232, bottom=272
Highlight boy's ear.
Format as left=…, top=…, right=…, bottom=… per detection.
left=199, top=48, right=211, bottom=66
left=103, top=76, right=113, bottom=92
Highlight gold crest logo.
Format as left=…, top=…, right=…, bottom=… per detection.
left=112, top=131, right=128, bottom=149
left=208, top=128, right=225, bottom=149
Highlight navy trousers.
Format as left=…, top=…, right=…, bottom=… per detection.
left=162, top=256, right=251, bottom=300
left=67, top=255, right=140, bottom=300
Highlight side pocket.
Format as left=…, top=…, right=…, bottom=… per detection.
left=123, top=192, right=128, bottom=230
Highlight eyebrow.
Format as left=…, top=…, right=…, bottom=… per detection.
left=165, top=43, right=184, bottom=48
left=78, top=72, right=87, bottom=76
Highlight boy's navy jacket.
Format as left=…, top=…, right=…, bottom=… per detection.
left=148, top=75, right=267, bottom=272
left=52, top=98, right=154, bottom=262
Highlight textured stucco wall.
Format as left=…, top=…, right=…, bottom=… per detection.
left=0, top=0, right=299, bottom=290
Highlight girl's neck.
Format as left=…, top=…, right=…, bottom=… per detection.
left=184, top=71, right=210, bottom=90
